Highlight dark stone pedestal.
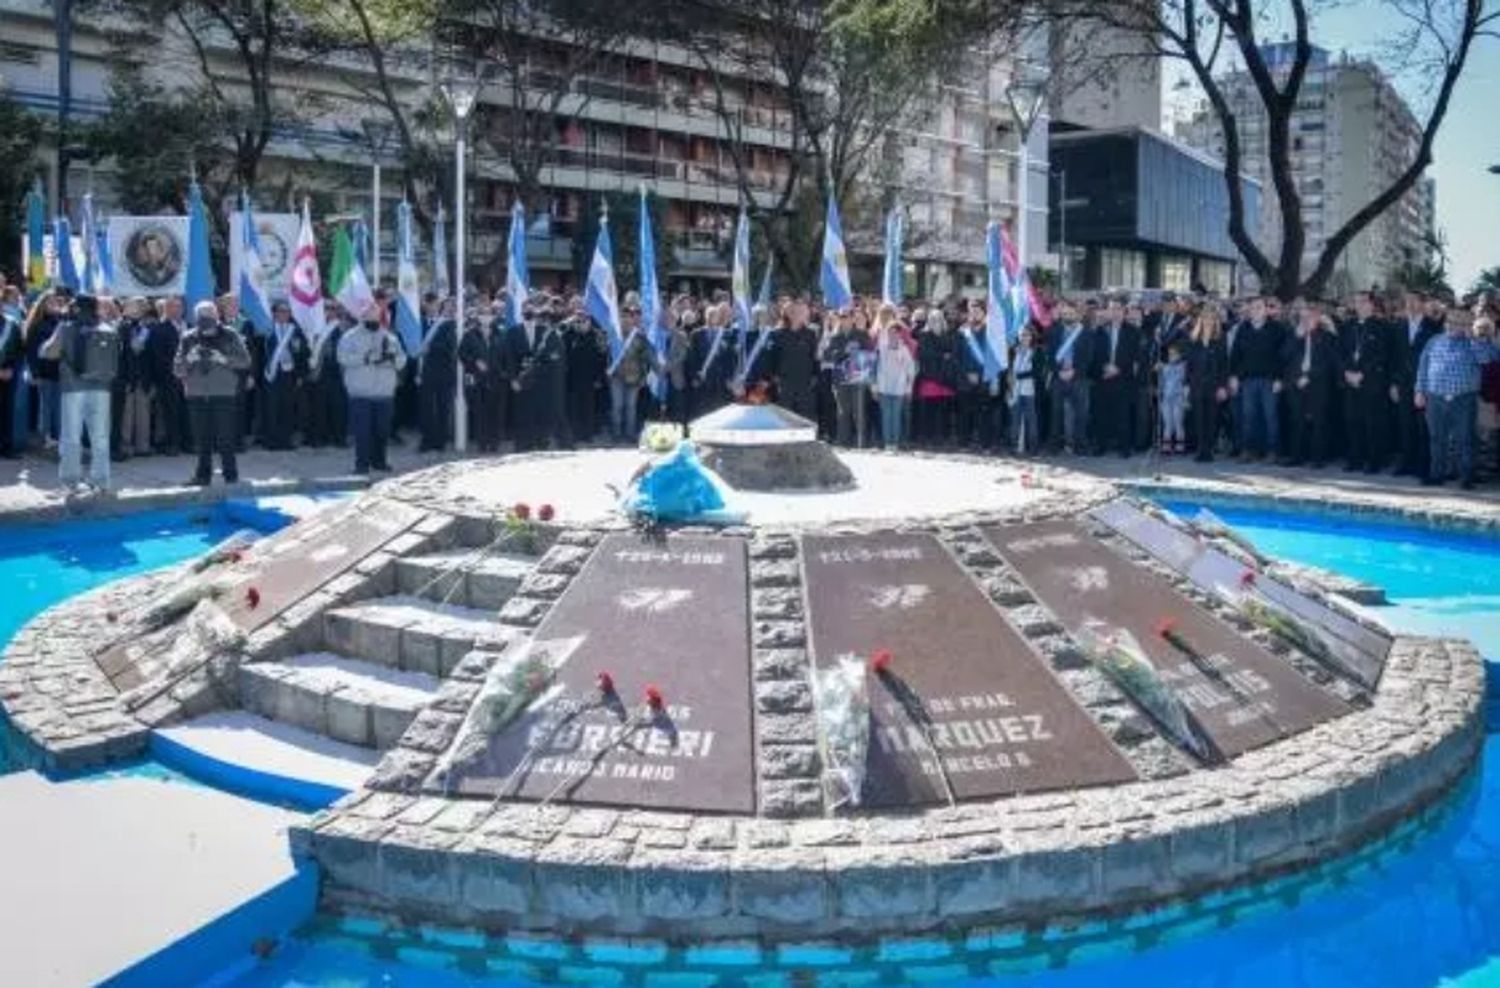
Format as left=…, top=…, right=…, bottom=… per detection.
left=697, top=441, right=856, bottom=492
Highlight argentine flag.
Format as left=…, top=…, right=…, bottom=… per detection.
left=238, top=191, right=273, bottom=334
left=984, top=222, right=1011, bottom=382
left=394, top=200, right=423, bottom=354
left=820, top=193, right=852, bottom=310
left=882, top=206, right=904, bottom=305
left=585, top=210, right=622, bottom=359
left=1000, top=224, right=1035, bottom=332
left=184, top=179, right=216, bottom=313
left=639, top=186, right=667, bottom=401
left=94, top=217, right=114, bottom=295
left=757, top=255, right=774, bottom=308
left=505, top=202, right=529, bottom=329
left=55, top=215, right=80, bottom=292
left=432, top=204, right=451, bottom=298
left=731, top=206, right=752, bottom=337
left=80, top=193, right=99, bottom=295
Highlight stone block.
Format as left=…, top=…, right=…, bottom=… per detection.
left=532, top=841, right=635, bottom=922
left=1010, top=847, right=1098, bottom=911
left=756, top=681, right=812, bottom=714
left=458, top=835, right=535, bottom=916
left=538, top=545, right=592, bottom=575
left=830, top=851, right=935, bottom=921
left=400, top=709, right=464, bottom=755
left=751, top=589, right=804, bottom=620
left=325, top=688, right=376, bottom=747
left=369, top=747, right=438, bottom=793
left=632, top=850, right=731, bottom=921
left=400, top=627, right=442, bottom=677
left=1234, top=805, right=1297, bottom=865
left=757, top=713, right=817, bottom=745
left=749, top=562, right=800, bottom=589
left=759, top=780, right=823, bottom=819
left=1100, top=833, right=1172, bottom=897
left=754, top=621, right=806, bottom=650
left=378, top=832, right=460, bottom=908
left=500, top=597, right=551, bottom=628
left=1168, top=819, right=1231, bottom=882
left=935, top=856, right=1013, bottom=918
left=760, top=744, right=819, bottom=780
left=754, top=650, right=809, bottom=682
left=732, top=849, right=828, bottom=925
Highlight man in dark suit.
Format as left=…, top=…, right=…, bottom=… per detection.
left=1281, top=302, right=1341, bottom=467
left=148, top=296, right=191, bottom=453
left=1388, top=291, right=1443, bottom=476
left=1340, top=291, right=1390, bottom=473
left=1046, top=300, right=1098, bottom=454
left=506, top=291, right=568, bottom=451
left=1091, top=296, right=1142, bottom=456
left=416, top=294, right=458, bottom=452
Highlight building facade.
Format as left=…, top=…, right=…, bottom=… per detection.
left=1176, top=42, right=1436, bottom=295
left=1, top=0, right=1048, bottom=300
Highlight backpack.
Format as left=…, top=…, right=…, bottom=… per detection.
left=72, top=323, right=121, bottom=385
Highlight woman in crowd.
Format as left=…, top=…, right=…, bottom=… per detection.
left=914, top=309, right=957, bottom=448
left=1186, top=305, right=1230, bottom=462
left=1008, top=324, right=1047, bottom=455
left=873, top=304, right=916, bottom=451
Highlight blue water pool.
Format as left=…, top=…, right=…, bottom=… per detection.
left=219, top=495, right=1500, bottom=988
left=0, top=502, right=296, bottom=774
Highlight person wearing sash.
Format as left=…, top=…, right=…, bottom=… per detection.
left=415, top=294, right=458, bottom=452
left=608, top=293, right=653, bottom=444
left=735, top=302, right=778, bottom=403
left=689, top=301, right=738, bottom=419
left=1047, top=301, right=1096, bottom=454
left=458, top=300, right=507, bottom=453
left=663, top=305, right=693, bottom=427
left=253, top=301, right=307, bottom=451
left=113, top=297, right=154, bottom=459
left=1007, top=324, right=1047, bottom=456
left=954, top=301, right=998, bottom=451
left=305, top=303, right=348, bottom=448
left=507, top=291, right=569, bottom=451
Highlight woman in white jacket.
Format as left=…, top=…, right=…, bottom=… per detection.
left=873, top=305, right=917, bottom=450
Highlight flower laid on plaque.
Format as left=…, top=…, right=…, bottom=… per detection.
left=1074, top=618, right=1215, bottom=763
left=441, top=636, right=584, bottom=779
left=810, top=653, right=872, bottom=811
left=1228, top=584, right=1362, bottom=690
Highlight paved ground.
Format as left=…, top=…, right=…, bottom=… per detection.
left=0, top=770, right=305, bottom=987
left=1, top=443, right=1496, bottom=522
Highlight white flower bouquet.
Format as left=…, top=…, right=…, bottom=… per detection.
left=639, top=420, right=685, bottom=454
left=1234, top=588, right=1335, bottom=668
left=811, top=654, right=873, bottom=811
left=1075, top=618, right=1212, bottom=762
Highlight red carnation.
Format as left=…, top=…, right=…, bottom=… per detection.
left=645, top=684, right=665, bottom=710
left=513, top=503, right=532, bottom=521
left=596, top=671, right=615, bottom=695
left=246, top=586, right=262, bottom=609
left=538, top=504, right=556, bottom=522
left=1154, top=617, right=1178, bottom=640
left=1239, top=568, right=1258, bottom=589
left=870, top=648, right=894, bottom=674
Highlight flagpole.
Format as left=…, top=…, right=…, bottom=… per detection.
left=453, top=132, right=468, bottom=453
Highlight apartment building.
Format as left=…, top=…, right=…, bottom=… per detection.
left=1, top=0, right=1047, bottom=298
left=1176, top=41, right=1436, bottom=294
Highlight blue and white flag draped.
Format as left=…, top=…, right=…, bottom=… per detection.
left=731, top=206, right=752, bottom=348
left=999, top=224, right=1032, bottom=334
left=238, top=191, right=273, bottom=335
left=983, top=221, right=1010, bottom=382
left=55, top=215, right=79, bottom=291
left=432, top=204, right=451, bottom=298
left=93, top=216, right=114, bottom=295
left=881, top=205, right=904, bottom=305
left=585, top=210, right=622, bottom=360
left=394, top=200, right=423, bottom=354
left=505, top=202, right=529, bottom=329
left=352, top=216, right=372, bottom=276
left=639, top=187, right=667, bottom=402
left=80, top=193, right=99, bottom=295
left=820, top=192, right=853, bottom=310
left=756, top=254, right=774, bottom=308
left=184, top=179, right=215, bottom=313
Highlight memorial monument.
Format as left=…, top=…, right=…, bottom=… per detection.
left=0, top=428, right=1482, bottom=971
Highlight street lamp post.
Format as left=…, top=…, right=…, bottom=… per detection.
left=1004, top=59, right=1049, bottom=275
left=361, top=119, right=395, bottom=287
left=441, top=68, right=483, bottom=455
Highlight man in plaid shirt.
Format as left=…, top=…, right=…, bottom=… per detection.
left=1415, top=308, right=1498, bottom=489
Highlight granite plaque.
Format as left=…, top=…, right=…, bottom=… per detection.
left=1092, top=500, right=1390, bottom=689
left=987, top=521, right=1350, bottom=758
left=439, top=535, right=756, bottom=814
left=801, top=533, right=1136, bottom=808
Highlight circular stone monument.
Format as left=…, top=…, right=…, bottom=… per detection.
left=0, top=445, right=1483, bottom=967
left=689, top=403, right=855, bottom=492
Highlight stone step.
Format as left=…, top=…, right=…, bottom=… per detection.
left=155, top=710, right=380, bottom=799
left=322, top=595, right=517, bottom=677
left=394, top=549, right=536, bottom=610
left=239, top=653, right=441, bottom=750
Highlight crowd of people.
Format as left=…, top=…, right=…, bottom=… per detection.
left=1, top=267, right=1497, bottom=496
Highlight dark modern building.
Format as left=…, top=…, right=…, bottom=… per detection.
left=1047, top=126, right=1261, bottom=296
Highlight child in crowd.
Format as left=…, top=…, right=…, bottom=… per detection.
left=1159, top=343, right=1188, bottom=454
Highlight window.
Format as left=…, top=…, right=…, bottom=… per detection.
left=1101, top=248, right=1145, bottom=289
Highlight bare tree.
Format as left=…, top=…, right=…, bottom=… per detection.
left=1037, top=0, right=1498, bottom=299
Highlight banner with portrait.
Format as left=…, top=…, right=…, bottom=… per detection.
left=230, top=212, right=299, bottom=301
left=108, top=216, right=190, bottom=297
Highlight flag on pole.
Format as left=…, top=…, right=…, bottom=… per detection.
left=731, top=206, right=752, bottom=337
left=184, top=179, right=215, bottom=313
left=288, top=199, right=326, bottom=345
left=756, top=254, right=774, bottom=309
left=329, top=225, right=376, bottom=320
left=394, top=200, right=423, bottom=354
left=639, top=186, right=667, bottom=402
left=983, top=221, right=1010, bottom=382
left=585, top=208, right=622, bottom=360
left=94, top=217, right=114, bottom=294
left=238, top=190, right=273, bottom=334
left=882, top=205, right=904, bottom=305
left=432, top=203, right=451, bottom=298
left=820, top=192, right=853, bottom=310
left=80, top=192, right=98, bottom=295
left=55, top=215, right=80, bottom=292
left=25, top=179, right=46, bottom=288
left=352, top=216, right=371, bottom=275
left=1000, top=224, right=1047, bottom=330
left=505, top=201, right=529, bottom=329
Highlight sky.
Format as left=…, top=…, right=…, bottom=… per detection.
left=1165, top=2, right=1499, bottom=292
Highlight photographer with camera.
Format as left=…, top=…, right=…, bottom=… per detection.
left=39, top=293, right=120, bottom=494
left=336, top=303, right=407, bottom=475
left=174, top=300, right=252, bottom=487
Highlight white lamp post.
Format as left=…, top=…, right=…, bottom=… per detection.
left=361, top=119, right=395, bottom=287
left=441, top=68, right=483, bottom=454
left=1004, top=59, right=1049, bottom=275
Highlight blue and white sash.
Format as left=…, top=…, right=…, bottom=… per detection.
left=264, top=324, right=297, bottom=384
left=607, top=328, right=641, bottom=377
left=1055, top=324, right=1084, bottom=367
left=698, top=327, right=729, bottom=379
left=735, top=328, right=774, bottom=387
left=960, top=327, right=988, bottom=377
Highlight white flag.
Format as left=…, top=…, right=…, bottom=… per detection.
left=288, top=199, right=327, bottom=348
